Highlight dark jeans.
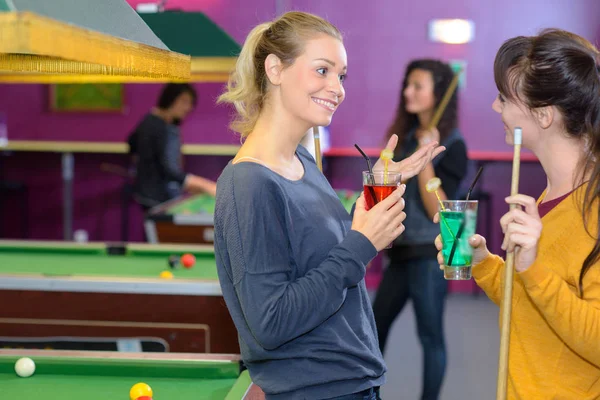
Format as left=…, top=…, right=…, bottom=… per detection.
left=327, top=387, right=382, bottom=400
left=373, top=258, right=448, bottom=400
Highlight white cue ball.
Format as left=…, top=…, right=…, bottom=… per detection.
left=15, top=357, right=35, bottom=377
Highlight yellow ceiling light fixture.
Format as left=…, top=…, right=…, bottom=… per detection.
left=0, top=0, right=191, bottom=83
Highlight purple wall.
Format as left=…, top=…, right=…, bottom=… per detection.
left=128, top=0, right=600, bottom=152
left=0, top=83, right=235, bottom=145
left=1, top=0, right=599, bottom=285
left=304, top=0, right=600, bottom=151
left=6, top=0, right=599, bottom=150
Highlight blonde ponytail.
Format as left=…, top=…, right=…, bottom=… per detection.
left=217, top=22, right=271, bottom=137
left=217, top=11, right=342, bottom=138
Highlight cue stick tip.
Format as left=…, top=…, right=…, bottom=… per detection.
left=513, top=127, right=522, bottom=145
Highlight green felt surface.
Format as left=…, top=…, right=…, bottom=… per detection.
left=336, top=190, right=360, bottom=213
left=167, top=190, right=359, bottom=216
left=0, top=244, right=218, bottom=280
left=0, top=355, right=250, bottom=399
left=167, top=194, right=215, bottom=215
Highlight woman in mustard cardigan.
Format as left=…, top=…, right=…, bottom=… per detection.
left=435, top=29, right=600, bottom=399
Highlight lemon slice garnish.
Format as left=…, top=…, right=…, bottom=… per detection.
left=380, top=149, right=394, bottom=160
left=426, top=177, right=442, bottom=193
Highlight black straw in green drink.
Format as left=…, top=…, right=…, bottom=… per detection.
left=447, top=166, right=484, bottom=266
left=466, top=166, right=484, bottom=201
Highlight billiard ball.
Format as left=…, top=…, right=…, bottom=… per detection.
left=168, top=255, right=179, bottom=269
left=136, top=397, right=153, bottom=400
left=15, top=357, right=35, bottom=377
left=130, top=382, right=153, bottom=400
left=159, top=270, right=174, bottom=279
left=181, top=253, right=196, bottom=268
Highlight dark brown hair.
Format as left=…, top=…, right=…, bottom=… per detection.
left=385, top=59, right=459, bottom=156
left=494, top=29, right=600, bottom=296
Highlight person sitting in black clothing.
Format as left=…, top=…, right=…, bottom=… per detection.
left=127, top=83, right=217, bottom=211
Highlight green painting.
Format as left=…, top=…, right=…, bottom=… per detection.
left=50, top=84, right=124, bottom=112
left=449, top=60, right=467, bottom=90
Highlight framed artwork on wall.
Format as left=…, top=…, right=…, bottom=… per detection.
left=49, top=84, right=125, bottom=112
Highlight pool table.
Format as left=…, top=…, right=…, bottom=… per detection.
left=0, top=240, right=239, bottom=354
left=144, top=190, right=360, bottom=244
left=0, top=349, right=264, bottom=399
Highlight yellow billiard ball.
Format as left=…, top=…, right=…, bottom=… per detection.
left=130, top=382, right=153, bottom=400
left=159, top=270, right=174, bottom=279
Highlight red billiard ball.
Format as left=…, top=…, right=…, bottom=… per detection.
left=136, top=397, right=153, bottom=400
left=181, top=253, right=196, bottom=268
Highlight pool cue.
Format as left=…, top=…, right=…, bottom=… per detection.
left=313, top=126, right=323, bottom=172
left=428, top=67, right=462, bottom=130
left=496, top=127, right=522, bottom=400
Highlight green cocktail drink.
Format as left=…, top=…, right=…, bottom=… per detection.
left=439, top=200, right=478, bottom=280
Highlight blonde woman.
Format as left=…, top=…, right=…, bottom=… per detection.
left=215, top=11, right=444, bottom=400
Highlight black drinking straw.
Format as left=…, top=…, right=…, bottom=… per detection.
left=447, top=166, right=484, bottom=266
left=466, top=166, right=484, bottom=202
left=354, top=144, right=378, bottom=202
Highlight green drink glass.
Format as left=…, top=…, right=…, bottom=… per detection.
left=439, top=200, right=478, bottom=280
